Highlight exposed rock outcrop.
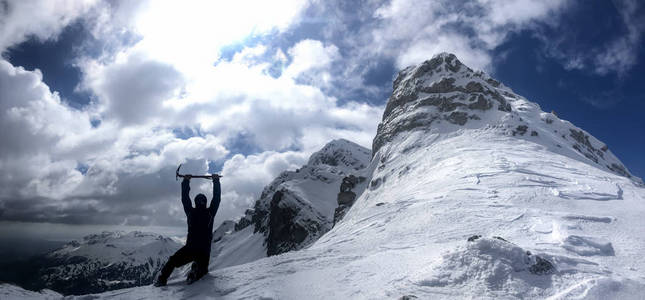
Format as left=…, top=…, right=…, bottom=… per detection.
left=373, top=53, right=513, bottom=156
left=234, top=209, right=254, bottom=231
left=266, top=190, right=323, bottom=256
left=333, top=175, right=367, bottom=226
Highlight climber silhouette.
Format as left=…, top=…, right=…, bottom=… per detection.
left=155, top=174, right=221, bottom=286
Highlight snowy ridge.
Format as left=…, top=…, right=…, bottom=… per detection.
left=28, top=53, right=645, bottom=299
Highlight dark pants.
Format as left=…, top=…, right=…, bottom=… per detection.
left=158, top=245, right=210, bottom=282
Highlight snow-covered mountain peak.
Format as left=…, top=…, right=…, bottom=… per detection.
left=374, top=52, right=640, bottom=182
left=374, top=53, right=514, bottom=154
left=204, top=140, right=371, bottom=270
left=307, top=138, right=371, bottom=171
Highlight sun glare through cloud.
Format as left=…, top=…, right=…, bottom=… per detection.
left=133, top=0, right=307, bottom=72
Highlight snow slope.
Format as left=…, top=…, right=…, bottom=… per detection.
left=36, top=53, right=645, bottom=299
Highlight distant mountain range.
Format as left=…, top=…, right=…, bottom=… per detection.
left=0, top=231, right=181, bottom=295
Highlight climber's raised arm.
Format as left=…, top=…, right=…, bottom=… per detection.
left=181, top=175, right=193, bottom=216
left=209, top=174, right=221, bottom=216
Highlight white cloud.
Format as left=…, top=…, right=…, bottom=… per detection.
left=283, top=39, right=341, bottom=81
left=222, top=151, right=308, bottom=201
left=592, top=0, right=645, bottom=75
left=0, top=57, right=234, bottom=225
left=0, top=60, right=94, bottom=200
left=231, top=45, right=269, bottom=66
left=107, top=0, right=309, bottom=75
left=0, top=0, right=385, bottom=228
left=0, top=0, right=98, bottom=52
left=482, top=0, right=569, bottom=28
left=370, top=0, right=570, bottom=71
left=394, top=34, right=492, bottom=73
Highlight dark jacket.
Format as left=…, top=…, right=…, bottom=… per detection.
left=181, top=178, right=221, bottom=252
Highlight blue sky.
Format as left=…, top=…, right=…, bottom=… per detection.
left=0, top=0, right=643, bottom=237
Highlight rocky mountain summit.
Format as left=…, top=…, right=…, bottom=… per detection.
left=373, top=53, right=639, bottom=182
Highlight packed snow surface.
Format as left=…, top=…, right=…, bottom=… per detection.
left=13, top=53, right=644, bottom=299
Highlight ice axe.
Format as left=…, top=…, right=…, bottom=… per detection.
left=175, top=164, right=222, bottom=181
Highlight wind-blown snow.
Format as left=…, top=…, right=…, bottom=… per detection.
left=14, top=53, right=644, bottom=299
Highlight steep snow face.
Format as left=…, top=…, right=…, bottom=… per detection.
left=69, top=54, right=645, bottom=299
left=373, top=53, right=640, bottom=183
left=209, top=139, right=371, bottom=266
left=38, top=231, right=181, bottom=295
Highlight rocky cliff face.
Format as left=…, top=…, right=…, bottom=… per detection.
left=372, top=53, right=640, bottom=182
left=248, top=139, right=371, bottom=256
